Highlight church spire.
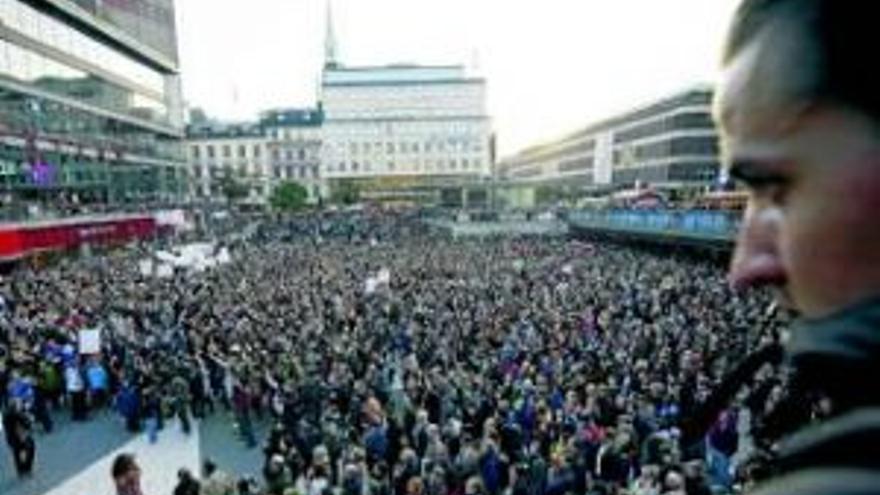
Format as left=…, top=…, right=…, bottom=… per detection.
left=324, top=0, right=339, bottom=69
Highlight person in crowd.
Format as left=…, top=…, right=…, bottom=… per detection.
left=111, top=453, right=143, bottom=495
left=174, top=467, right=202, bottom=495
left=202, top=458, right=237, bottom=495
left=2, top=399, right=36, bottom=477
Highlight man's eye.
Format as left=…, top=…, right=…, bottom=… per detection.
left=742, top=178, right=790, bottom=206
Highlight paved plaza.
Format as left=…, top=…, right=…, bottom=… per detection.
left=1, top=411, right=267, bottom=495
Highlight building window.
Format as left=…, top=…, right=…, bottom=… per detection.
left=223, top=145, right=231, bottom=158
left=412, top=142, right=420, bottom=153
left=352, top=162, right=359, bottom=172
left=298, top=149, right=306, bottom=161
left=238, top=145, right=246, bottom=158
left=253, top=145, right=261, bottom=157
left=388, top=162, right=395, bottom=171
left=272, top=149, right=280, bottom=161
left=350, top=142, right=358, bottom=153
left=285, top=150, right=293, bottom=160
left=364, top=143, right=372, bottom=152
left=425, top=142, right=432, bottom=152
left=387, top=143, right=395, bottom=154
left=339, top=162, right=346, bottom=172
left=207, top=145, right=215, bottom=159
left=400, top=142, right=408, bottom=153
left=298, top=167, right=306, bottom=179
left=191, top=145, right=200, bottom=159
left=273, top=167, right=281, bottom=178
left=462, top=158, right=469, bottom=169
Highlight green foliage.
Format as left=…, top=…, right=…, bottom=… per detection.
left=270, top=180, right=310, bottom=210
left=330, top=179, right=360, bottom=205
left=218, top=175, right=250, bottom=203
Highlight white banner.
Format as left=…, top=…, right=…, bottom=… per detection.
left=79, top=328, right=101, bottom=355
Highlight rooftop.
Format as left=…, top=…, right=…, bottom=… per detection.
left=260, top=107, right=324, bottom=128
left=509, top=84, right=714, bottom=160
left=185, top=122, right=265, bottom=140
left=322, top=64, right=470, bottom=86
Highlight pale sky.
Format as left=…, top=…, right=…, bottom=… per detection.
left=175, top=0, right=740, bottom=157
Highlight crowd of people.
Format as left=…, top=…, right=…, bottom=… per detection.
left=2, top=211, right=798, bottom=495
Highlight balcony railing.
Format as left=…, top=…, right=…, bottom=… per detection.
left=567, top=208, right=741, bottom=243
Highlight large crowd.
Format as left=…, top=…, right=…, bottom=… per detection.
left=1, top=211, right=800, bottom=495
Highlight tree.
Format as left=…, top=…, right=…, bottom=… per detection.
left=270, top=180, right=309, bottom=211
left=330, top=179, right=360, bottom=205
left=218, top=175, right=249, bottom=204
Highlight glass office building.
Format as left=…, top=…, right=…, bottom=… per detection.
left=0, top=0, right=185, bottom=207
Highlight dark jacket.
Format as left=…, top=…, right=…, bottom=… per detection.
left=755, top=299, right=880, bottom=494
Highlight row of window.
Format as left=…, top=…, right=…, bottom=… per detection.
left=191, top=143, right=320, bottom=162
left=328, top=157, right=484, bottom=174
left=0, top=0, right=167, bottom=95
left=613, top=111, right=715, bottom=144
left=558, top=156, right=595, bottom=173
left=0, top=39, right=170, bottom=126
left=192, top=164, right=319, bottom=180
left=518, top=138, right=596, bottom=166
left=192, top=143, right=262, bottom=160
left=614, top=136, right=719, bottom=166
left=341, top=138, right=485, bottom=155
left=610, top=161, right=719, bottom=185
left=267, top=128, right=320, bottom=141
left=0, top=89, right=183, bottom=163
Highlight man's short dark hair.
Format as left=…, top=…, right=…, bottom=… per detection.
left=112, top=453, right=138, bottom=479
left=723, top=0, right=880, bottom=124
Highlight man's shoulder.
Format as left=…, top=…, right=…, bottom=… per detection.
left=755, top=408, right=880, bottom=494
left=777, top=408, right=880, bottom=473
left=751, top=469, right=880, bottom=495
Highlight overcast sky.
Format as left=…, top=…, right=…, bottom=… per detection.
left=175, top=0, right=739, bottom=156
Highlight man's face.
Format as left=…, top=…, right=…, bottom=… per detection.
left=114, top=466, right=142, bottom=495
left=716, top=28, right=880, bottom=319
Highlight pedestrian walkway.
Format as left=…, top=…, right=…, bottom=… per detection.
left=43, top=418, right=200, bottom=495
left=1, top=413, right=133, bottom=495
left=2, top=412, right=263, bottom=495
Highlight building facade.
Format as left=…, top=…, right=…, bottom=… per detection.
left=0, top=0, right=186, bottom=211
left=185, top=123, right=269, bottom=205
left=260, top=107, right=324, bottom=203
left=320, top=64, right=492, bottom=201
left=499, top=86, right=719, bottom=193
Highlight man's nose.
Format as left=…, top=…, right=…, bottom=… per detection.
left=728, top=204, right=787, bottom=291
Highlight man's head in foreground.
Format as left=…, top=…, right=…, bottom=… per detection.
left=716, top=0, right=880, bottom=319
left=112, top=453, right=142, bottom=495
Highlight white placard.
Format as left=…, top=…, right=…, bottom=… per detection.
left=139, top=259, right=154, bottom=276
left=79, top=328, right=101, bottom=354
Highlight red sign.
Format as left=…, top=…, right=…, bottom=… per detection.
left=0, top=214, right=157, bottom=261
